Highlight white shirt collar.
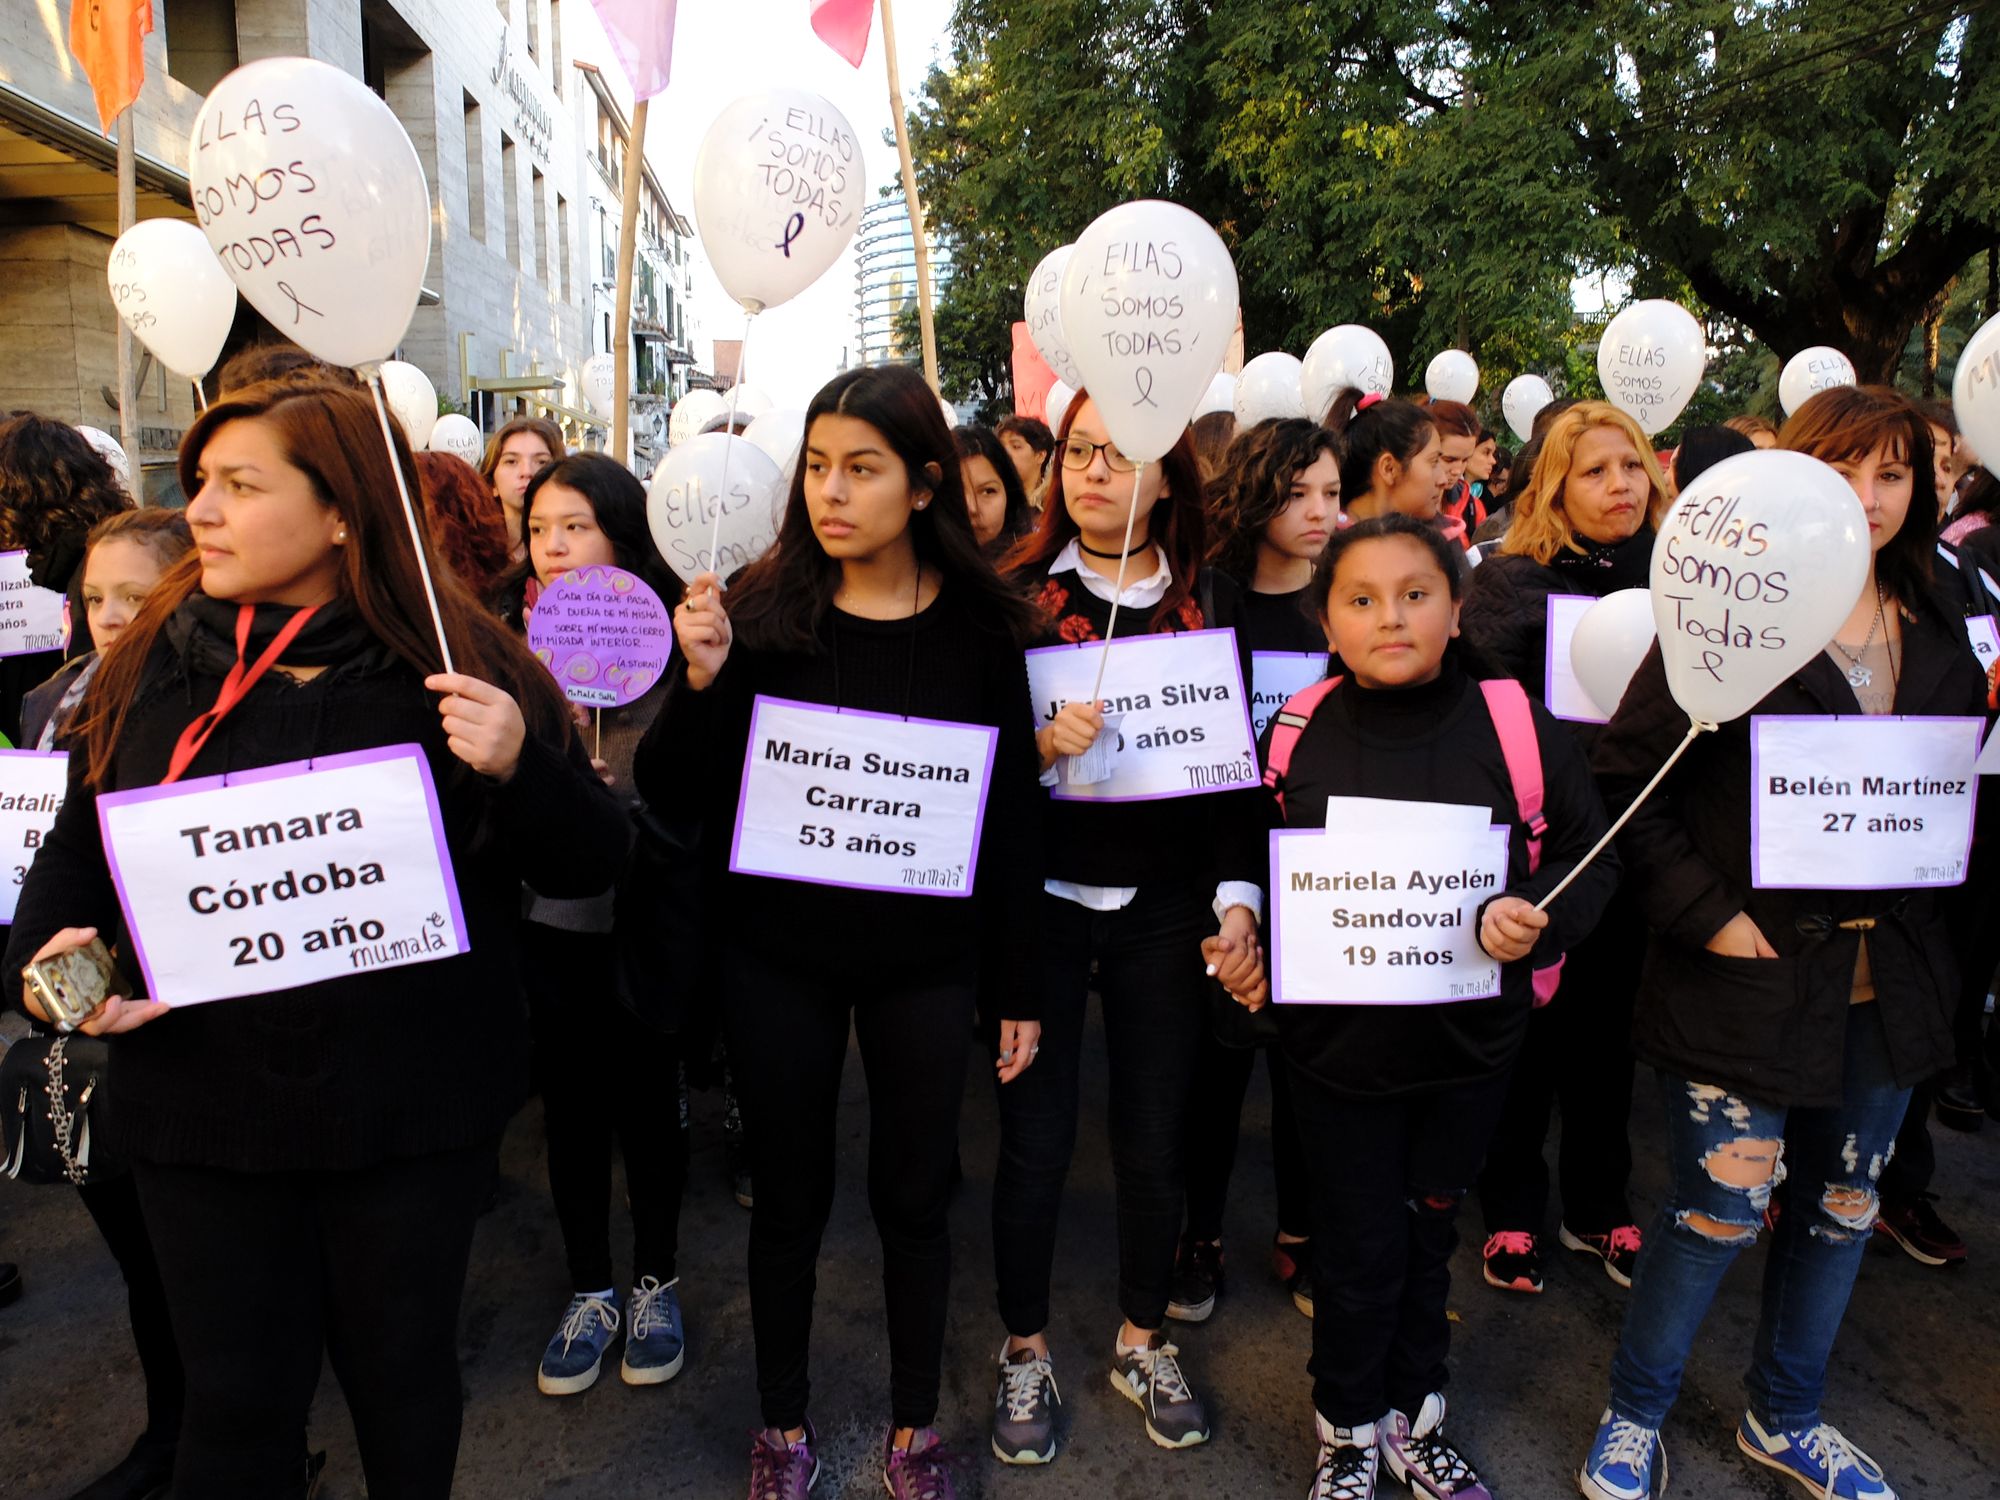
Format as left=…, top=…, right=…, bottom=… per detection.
left=1050, top=538, right=1173, bottom=609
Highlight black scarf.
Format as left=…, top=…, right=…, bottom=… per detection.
left=164, top=594, right=390, bottom=680
left=1555, top=529, right=1654, bottom=595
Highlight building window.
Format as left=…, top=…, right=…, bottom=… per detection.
left=550, top=0, right=564, bottom=94
left=162, top=0, right=238, bottom=98
left=557, top=194, right=572, bottom=303
left=525, top=0, right=539, bottom=62
left=462, top=94, right=485, bottom=243
left=501, top=133, right=519, bottom=268
left=532, top=166, right=549, bottom=285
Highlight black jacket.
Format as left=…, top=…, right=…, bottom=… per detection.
left=1591, top=595, right=1988, bottom=1108
left=4, top=619, right=629, bottom=1172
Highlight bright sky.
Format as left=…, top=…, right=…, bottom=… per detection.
left=644, top=0, right=956, bottom=407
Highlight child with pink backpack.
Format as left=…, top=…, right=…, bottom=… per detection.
left=1208, top=513, right=1618, bottom=1499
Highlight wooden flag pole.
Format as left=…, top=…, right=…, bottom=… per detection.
left=878, top=0, right=939, bottom=393
left=611, top=99, right=650, bottom=465
left=115, top=106, right=138, bottom=486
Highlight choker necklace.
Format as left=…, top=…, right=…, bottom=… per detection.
left=1079, top=538, right=1151, bottom=560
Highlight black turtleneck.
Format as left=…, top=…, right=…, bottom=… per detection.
left=1247, top=655, right=1619, bottom=1098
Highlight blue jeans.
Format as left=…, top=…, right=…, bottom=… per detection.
left=1607, top=1003, right=1909, bottom=1430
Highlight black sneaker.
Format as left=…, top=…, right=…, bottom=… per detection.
left=1560, top=1223, right=1643, bottom=1289
left=1936, top=1065, right=1985, bottom=1132
left=1274, top=1237, right=1314, bottom=1318
left=1481, top=1231, right=1543, bottom=1294
left=1874, top=1192, right=1968, bottom=1267
left=723, top=1085, right=753, bottom=1210
left=66, top=1434, right=175, bottom=1500
left=1166, top=1236, right=1224, bottom=1323
left=0, top=1262, right=18, bottom=1308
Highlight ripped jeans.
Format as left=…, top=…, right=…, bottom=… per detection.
left=1607, top=1003, right=1909, bottom=1430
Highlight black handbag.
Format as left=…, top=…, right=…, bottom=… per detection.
left=1, top=1032, right=114, bottom=1186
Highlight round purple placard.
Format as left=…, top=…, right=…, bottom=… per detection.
left=526, top=565, right=673, bottom=707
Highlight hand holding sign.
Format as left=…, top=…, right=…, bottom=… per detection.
left=107, top=219, right=236, bottom=381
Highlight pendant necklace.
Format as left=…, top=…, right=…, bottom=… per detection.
left=1830, top=582, right=1885, bottom=690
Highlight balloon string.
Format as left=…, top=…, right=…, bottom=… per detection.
left=366, top=370, right=457, bottom=677
left=1533, top=716, right=1715, bottom=913
left=1086, top=465, right=1145, bottom=706
left=191, top=378, right=208, bottom=414
left=705, top=309, right=756, bottom=574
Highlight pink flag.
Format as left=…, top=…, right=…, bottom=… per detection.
left=589, top=0, right=677, bottom=99
left=810, top=0, right=873, bottom=66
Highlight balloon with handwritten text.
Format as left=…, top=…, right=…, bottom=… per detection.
left=646, top=432, right=786, bottom=585
left=1597, top=300, right=1706, bottom=436
left=1425, top=349, right=1479, bottom=404
left=1057, top=200, right=1238, bottom=463
left=1778, top=346, right=1856, bottom=417
left=668, top=389, right=727, bottom=448
left=582, top=353, right=618, bottom=416
left=188, top=57, right=430, bottom=368
left=693, top=90, right=864, bottom=314
left=1044, top=380, right=1077, bottom=436
left=1302, top=325, right=1393, bottom=421
left=1024, top=245, right=1084, bottom=391
left=1501, top=373, right=1554, bottom=443
left=1234, top=352, right=1306, bottom=425
left=106, top=219, right=236, bottom=381
left=426, top=413, right=482, bottom=464
left=379, top=361, right=437, bottom=450
left=1954, top=314, right=2000, bottom=467
left=1650, top=449, right=1869, bottom=723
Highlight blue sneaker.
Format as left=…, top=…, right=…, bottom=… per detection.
left=621, top=1276, right=685, bottom=1385
left=536, top=1290, right=621, bottom=1396
left=1737, top=1412, right=1897, bottom=1499
left=1579, top=1409, right=1667, bottom=1500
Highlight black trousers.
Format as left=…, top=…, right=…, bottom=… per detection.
left=133, top=1139, right=498, bottom=1500
left=1290, top=1064, right=1511, bottom=1425
left=993, top=883, right=1211, bottom=1335
left=1477, top=893, right=1642, bottom=1236
left=723, top=943, right=975, bottom=1431
left=78, top=1171, right=184, bottom=1446
left=1183, top=1034, right=1311, bottom=1242
left=523, top=922, right=688, bottom=1290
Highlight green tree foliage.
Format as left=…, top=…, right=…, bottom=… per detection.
left=909, top=0, right=2000, bottom=414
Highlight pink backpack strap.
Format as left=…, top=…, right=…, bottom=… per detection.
left=1262, top=675, right=1343, bottom=819
left=1479, top=678, right=1546, bottom=872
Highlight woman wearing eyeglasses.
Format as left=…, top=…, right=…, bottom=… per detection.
left=985, top=394, right=1263, bottom=1465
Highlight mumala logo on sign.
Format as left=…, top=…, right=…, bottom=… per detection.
left=491, top=29, right=556, bottom=164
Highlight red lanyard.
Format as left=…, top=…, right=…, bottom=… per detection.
left=162, top=604, right=321, bottom=785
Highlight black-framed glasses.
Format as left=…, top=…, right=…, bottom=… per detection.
left=1059, top=437, right=1140, bottom=474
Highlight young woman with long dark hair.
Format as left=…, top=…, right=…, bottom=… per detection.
left=987, top=393, right=1263, bottom=1464
left=634, top=364, right=1044, bottom=1500
left=954, top=424, right=1035, bottom=551
left=1580, top=386, right=1985, bottom=1500
left=478, top=416, right=565, bottom=555
left=5, top=381, right=626, bottom=1498
left=1324, top=391, right=1449, bottom=535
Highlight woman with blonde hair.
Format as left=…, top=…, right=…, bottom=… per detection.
left=1461, top=400, right=1667, bottom=1300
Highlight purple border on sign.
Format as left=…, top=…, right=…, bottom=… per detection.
left=1026, top=628, right=1261, bottom=803
left=526, top=566, right=674, bottom=708
left=726, top=695, right=1000, bottom=899
left=95, top=744, right=471, bottom=1005
left=1749, top=714, right=1983, bottom=891
left=1543, top=594, right=1608, bottom=725
left=1268, top=825, right=1508, bottom=1006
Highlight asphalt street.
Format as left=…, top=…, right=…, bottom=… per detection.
left=4, top=1008, right=1997, bottom=1499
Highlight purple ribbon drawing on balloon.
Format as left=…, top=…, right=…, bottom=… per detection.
left=525, top=565, right=674, bottom=709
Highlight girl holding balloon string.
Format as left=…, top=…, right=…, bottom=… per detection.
left=1460, top=401, right=1670, bottom=1302
left=635, top=364, right=1046, bottom=1500
left=494, top=452, right=696, bottom=1401
left=1580, top=386, right=1988, bottom=1500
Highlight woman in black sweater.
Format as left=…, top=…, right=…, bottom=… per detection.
left=7, top=380, right=627, bottom=1500
left=1459, top=400, right=1669, bottom=1298
left=988, top=393, right=1263, bottom=1464
left=1235, top=514, right=1615, bottom=1499
left=634, top=364, right=1044, bottom=1500
left=1169, top=416, right=1343, bottom=1326
left=1579, top=386, right=1984, bottom=1500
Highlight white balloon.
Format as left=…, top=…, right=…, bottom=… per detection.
left=1777, top=346, right=1857, bottom=417
left=1233, top=352, right=1307, bottom=426
left=1194, top=372, right=1237, bottom=419
left=1651, top=450, right=1870, bottom=723
left=729, top=384, right=775, bottom=421
left=1044, top=380, right=1077, bottom=437
left=1424, top=349, right=1479, bottom=404
left=106, top=219, right=236, bottom=380
left=425, top=413, right=483, bottom=465
left=377, top=360, right=437, bottom=450
left=1570, top=588, right=1657, bottom=719
left=1953, top=313, right=2000, bottom=470
left=75, top=426, right=131, bottom=493
left=669, top=389, right=727, bottom=448
left=1597, top=300, right=1706, bottom=436
left=1301, top=325, right=1393, bottom=422
left=581, top=352, right=618, bottom=416
left=1501, top=374, right=1555, bottom=444
left=692, top=90, right=864, bottom=314
left=190, top=58, right=430, bottom=369
left=647, top=433, right=787, bottom=584
left=939, top=396, right=960, bottom=428
left=742, top=407, right=807, bottom=475
left=1058, top=200, right=1238, bottom=463
left=1024, top=244, right=1083, bottom=390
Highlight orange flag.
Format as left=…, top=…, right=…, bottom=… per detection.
left=71, top=0, right=153, bottom=133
